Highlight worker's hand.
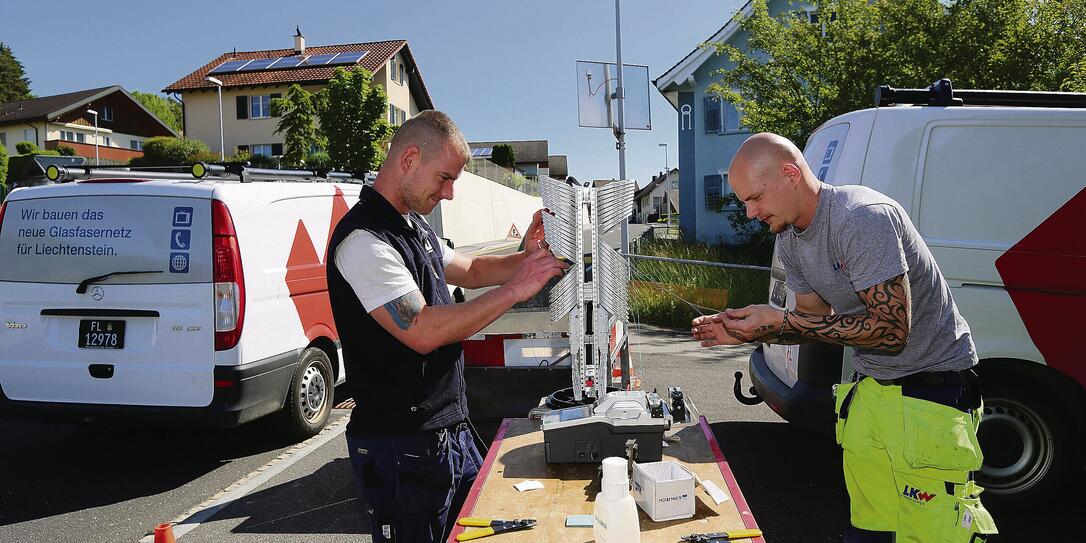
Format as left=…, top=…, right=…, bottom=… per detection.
left=524, top=209, right=550, bottom=255
left=691, top=313, right=747, bottom=347
left=505, top=249, right=568, bottom=302
left=719, top=304, right=786, bottom=342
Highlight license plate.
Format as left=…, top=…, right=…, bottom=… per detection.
left=78, top=319, right=126, bottom=349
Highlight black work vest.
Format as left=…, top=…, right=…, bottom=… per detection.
left=327, top=186, right=467, bottom=438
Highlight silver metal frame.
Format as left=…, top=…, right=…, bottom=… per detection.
left=541, top=176, right=635, bottom=402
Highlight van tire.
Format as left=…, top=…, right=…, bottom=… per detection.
left=281, top=348, right=334, bottom=440
left=974, top=372, right=1077, bottom=509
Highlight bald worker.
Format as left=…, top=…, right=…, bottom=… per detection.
left=690, top=133, right=996, bottom=542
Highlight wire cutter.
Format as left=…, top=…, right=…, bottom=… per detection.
left=681, top=529, right=763, bottom=542
left=455, top=518, right=537, bottom=541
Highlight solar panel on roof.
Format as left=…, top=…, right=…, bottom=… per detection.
left=472, top=147, right=493, bottom=158
left=242, top=58, right=278, bottom=71
left=301, top=53, right=338, bottom=66
left=269, top=55, right=305, bottom=69
left=330, top=51, right=367, bottom=65
left=209, top=60, right=252, bottom=74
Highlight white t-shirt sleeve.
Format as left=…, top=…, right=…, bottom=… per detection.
left=440, top=240, right=457, bottom=268
left=334, top=229, right=421, bottom=313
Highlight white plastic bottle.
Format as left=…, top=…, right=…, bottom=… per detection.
left=593, top=456, right=641, bottom=543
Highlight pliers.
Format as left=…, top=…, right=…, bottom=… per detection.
left=455, top=518, right=537, bottom=541
left=681, top=529, right=763, bottom=542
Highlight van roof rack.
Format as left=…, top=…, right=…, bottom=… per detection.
left=44, top=162, right=373, bottom=185
left=876, top=78, right=1086, bottom=108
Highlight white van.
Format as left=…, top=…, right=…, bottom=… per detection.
left=0, top=164, right=365, bottom=439
left=746, top=81, right=1086, bottom=506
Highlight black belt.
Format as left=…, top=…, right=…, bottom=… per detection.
left=852, top=368, right=981, bottom=413
left=869, top=368, right=976, bottom=388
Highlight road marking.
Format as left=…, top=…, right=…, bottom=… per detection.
left=139, top=413, right=350, bottom=542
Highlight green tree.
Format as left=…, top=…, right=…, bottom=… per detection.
left=492, top=144, right=516, bottom=168
left=271, top=84, right=323, bottom=168
left=55, top=144, right=76, bottom=156
left=708, top=0, right=1086, bottom=144
left=0, top=143, right=8, bottom=196
left=131, top=91, right=183, bottom=134
left=0, top=42, right=32, bottom=103
left=317, top=67, right=392, bottom=174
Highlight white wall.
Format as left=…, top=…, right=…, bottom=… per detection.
left=435, top=171, right=543, bottom=246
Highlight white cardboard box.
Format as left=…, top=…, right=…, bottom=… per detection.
left=631, top=461, right=695, bottom=522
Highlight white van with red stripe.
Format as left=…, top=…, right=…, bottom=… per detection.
left=746, top=81, right=1086, bottom=506
left=0, top=164, right=363, bottom=438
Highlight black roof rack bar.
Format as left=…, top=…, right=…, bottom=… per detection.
left=877, top=78, right=1086, bottom=108
left=46, top=162, right=368, bottom=184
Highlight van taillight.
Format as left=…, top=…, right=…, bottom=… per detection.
left=0, top=201, right=7, bottom=238
left=212, top=200, right=245, bottom=351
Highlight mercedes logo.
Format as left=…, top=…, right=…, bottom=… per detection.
left=91, top=286, right=105, bottom=301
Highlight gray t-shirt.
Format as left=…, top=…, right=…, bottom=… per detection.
left=776, top=183, right=976, bottom=379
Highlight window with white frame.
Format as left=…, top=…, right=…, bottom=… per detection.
left=101, top=105, right=113, bottom=121
left=651, top=196, right=663, bottom=214
left=0, top=133, right=6, bottom=146
left=130, top=139, right=142, bottom=151
left=389, top=58, right=396, bottom=76
left=704, top=174, right=725, bottom=211
left=250, top=95, right=271, bottom=119
left=104, top=136, right=111, bottom=146
left=59, top=130, right=86, bottom=143
left=251, top=144, right=274, bottom=156
left=703, top=97, right=742, bottom=134
left=24, top=128, right=34, bottom=142
left=805, top=10, right=836, bottom=36
left=398, top=63, right=405, bottom=85
left=389, top=104, right=407, bottom=126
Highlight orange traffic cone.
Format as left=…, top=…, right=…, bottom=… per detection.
left=153, top=523, right=177, bottom=543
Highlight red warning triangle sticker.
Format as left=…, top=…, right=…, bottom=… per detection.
left=507, top=223, right=522, bottom=239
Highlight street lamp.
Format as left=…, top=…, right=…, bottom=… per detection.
left=206, top=76, right=225, bottom=161
left=87, top=109, right=99, bottom=165
left=658, top=143, right=670, bottom=226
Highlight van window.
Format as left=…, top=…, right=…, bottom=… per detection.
left=803, top=123, right=849, bottom=184
left=0, top=196, right=212, bottom=284
left=918, top=124, right=1086, bottom=246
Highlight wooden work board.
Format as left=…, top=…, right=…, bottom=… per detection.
left=449, top=417, right=766, bottom=543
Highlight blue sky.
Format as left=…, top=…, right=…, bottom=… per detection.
left=3, top=0, right=745, bottom=187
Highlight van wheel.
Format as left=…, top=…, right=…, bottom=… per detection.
left=974, top=373, right=1078, bottom=508
left=282, top=348, right=333, bottom=440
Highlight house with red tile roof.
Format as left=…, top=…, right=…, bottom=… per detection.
left=0, top=85, right=177, bottom=163
left=163, top=29, right=434, bottom=159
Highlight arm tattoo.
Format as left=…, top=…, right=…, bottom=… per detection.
left=384, top=291, right=425, bottom=330
left=775, top=274, right=911, bottom=353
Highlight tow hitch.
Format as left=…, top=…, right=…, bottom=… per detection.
left=732, top=371, right=763, bottom=405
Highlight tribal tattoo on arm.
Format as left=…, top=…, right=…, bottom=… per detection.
left=383, top=290, right=425, bottom=330
left=772, top=274, right=912, bottom=353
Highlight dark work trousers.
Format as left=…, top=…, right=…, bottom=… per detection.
left=347, top=422, right=483, bottom=543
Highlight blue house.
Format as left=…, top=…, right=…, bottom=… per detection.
left=654, top=0, right=817, bottom=242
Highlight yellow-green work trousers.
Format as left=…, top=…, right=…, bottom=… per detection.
left=834, top=376, right=998, bottom=542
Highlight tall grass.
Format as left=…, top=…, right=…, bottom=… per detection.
left=628, top=238, right=771, bottom=328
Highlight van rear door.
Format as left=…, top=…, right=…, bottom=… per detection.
left=0, top=192, right=215, bottom=407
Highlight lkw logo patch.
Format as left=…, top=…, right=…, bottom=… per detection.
left=902, top=484, right=936, bottom=503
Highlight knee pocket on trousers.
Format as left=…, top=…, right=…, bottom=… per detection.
left=902, top=397, right=982, bottom=471
left=938, top=492, right=997, bottom=542
left=396, top=451, right=454, bottom=515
